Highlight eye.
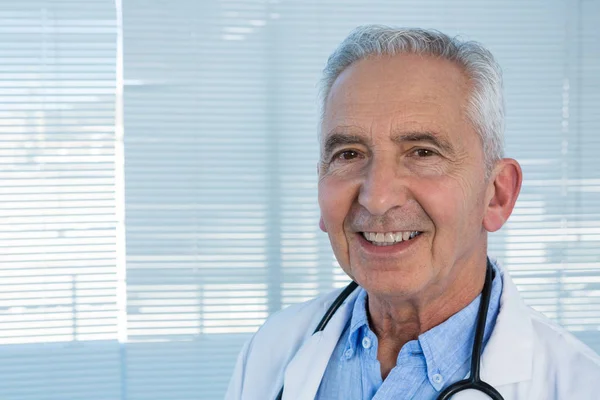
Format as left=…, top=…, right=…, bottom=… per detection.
left=413, top=148, right=437, bottom=158
left=332, top=149, right=361, bottom=162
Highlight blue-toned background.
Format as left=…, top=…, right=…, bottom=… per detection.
left=1, top=0, right=599, bottom=398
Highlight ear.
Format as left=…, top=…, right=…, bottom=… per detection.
left=319, top=216, right=327, bottom=232
left=483, top=158, right=523, bottom=232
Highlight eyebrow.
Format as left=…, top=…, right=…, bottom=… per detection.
left=322, top=132, right=371, bottom=158
left=322, top=129, right=456, bottom=158
left=394, top=131, right=456, bottom=155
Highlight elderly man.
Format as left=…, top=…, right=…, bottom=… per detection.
left=226, top=26, right=600, bottom=400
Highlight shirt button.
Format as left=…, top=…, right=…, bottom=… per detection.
left=361, top=337, right=372, bottom=349
left=432, top=373, right=443, bottom=384
left=344, top=349, right=353, bottom=359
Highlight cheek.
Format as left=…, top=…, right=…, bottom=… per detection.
left=413, top=177, right=471, bottom=234
left=318, top=176, right=355, bottom=230
left=318, top=176, right=358, bottom=271
left=421, top=174, right=487, bottom=249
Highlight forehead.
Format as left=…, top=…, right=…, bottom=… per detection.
left=322, top=54, right=474, bottom=143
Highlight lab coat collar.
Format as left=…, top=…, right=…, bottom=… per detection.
left=282, top=264, right=534, bottom=399
left=478, top=264, right=534, bottom=387
left=282, top=286, right=360, bottom=400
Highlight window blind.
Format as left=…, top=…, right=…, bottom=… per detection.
left=122, top=1, right=270, bottom=398
left=0, top=0, right=598, bottom=399
left=0, top=0, right=122, bottom=399
left=122, top=0, right=600, bottom=398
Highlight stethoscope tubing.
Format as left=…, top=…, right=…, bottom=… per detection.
left=436, top=261, right=503, bottom=399
left=275, top=260, right=503, bottom=400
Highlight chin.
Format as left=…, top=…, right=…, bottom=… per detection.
left=351, top=265, right=430, bottom=298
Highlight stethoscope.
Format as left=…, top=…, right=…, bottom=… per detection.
left=275, top=259, right=504, bottom=400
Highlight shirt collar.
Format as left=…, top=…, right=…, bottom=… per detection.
left=345, top=286, right=370, bottom=357
left=344, top=259, right=503, bottom=390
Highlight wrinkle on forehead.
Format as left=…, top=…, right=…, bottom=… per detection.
left=321, top=53, right=480, bottom=162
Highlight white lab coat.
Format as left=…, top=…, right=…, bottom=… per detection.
left=226, top=266, right=600, bottom=399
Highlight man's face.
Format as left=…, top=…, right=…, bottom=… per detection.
left=318, top=54, right=492, bottom=299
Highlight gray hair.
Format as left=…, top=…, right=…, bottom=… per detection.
left=319, top=25, right=505, bottom=175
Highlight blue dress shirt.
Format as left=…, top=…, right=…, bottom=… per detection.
left=315, top=263, right=502, bottom=400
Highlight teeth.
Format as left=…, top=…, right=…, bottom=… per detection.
left=361, top=231, right=421, bottom=245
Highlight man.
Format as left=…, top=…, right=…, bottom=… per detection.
left=226, top=26, right=600, bottom=399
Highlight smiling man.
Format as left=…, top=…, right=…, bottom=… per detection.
left=226, top=26, right=600, bottom=400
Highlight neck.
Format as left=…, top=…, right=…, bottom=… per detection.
left=366, top=254, right=488, bottom=379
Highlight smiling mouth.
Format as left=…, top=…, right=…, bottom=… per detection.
left=360, top=231, right=422, bottom=246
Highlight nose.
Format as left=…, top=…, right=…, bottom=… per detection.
left=358, top=158, right=409, bottom=216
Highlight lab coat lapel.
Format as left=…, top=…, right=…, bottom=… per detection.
left=281, top=288, right=360, bottom=400
left=478, top=268, right=534, bottom=387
